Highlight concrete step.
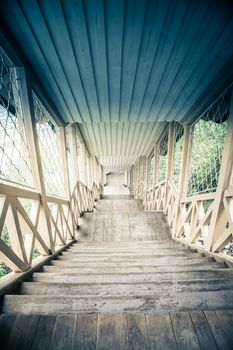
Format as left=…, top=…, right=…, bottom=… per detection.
left=94, top=199, right=143, bottom=212
left=60, top=251, right=200, bottom=259
left=71, top=240, right=177, bottom=247
left=42, top=262, right=225, bottom=274
left=19, top=278, right=233, bottom=296
left=54, top=254, right=215, bottom=263
left=101, top=195, right=133, bottom=200
left=31, top=269, right=233, bottom=284
left=78, top=211, right=171, bottom=241
left=49, top=257, right=217, bottom=267
left=65, top=247, right=194, bottom=254
left=68, top=242, right=187, bottom=249
left=2, top=289, right=233, bottom=314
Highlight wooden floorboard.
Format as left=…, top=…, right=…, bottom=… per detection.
left=1, top=311, right=233, bottom=349
left=170, top=312, right=201, bottom=350
left=73, top=314, right=98, bottom=350
left=4, top=315, right=40, bottom=350
left=190, top=312, right=218, bottom=350
left=97, top=313, right=128, bottom=350
left=204, top=311, right=231, bottom=349
left=30, top=315, right=56, bottom=350
left=127, top=314, right=148, bottom=350
left=146, top=313, right=177, bottom=349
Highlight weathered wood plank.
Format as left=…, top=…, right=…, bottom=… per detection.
left=4, top=315, right=40, bottom=350
left=170, top=312, right=200, bottom=349
left=205, top=311, right=231, bottom=349
left=30, top=315, right=56, bottom=350
left=127, top=314, right=149, bottom=350
left=146, top=313, right=177, bottom=349
left=97, top=313, right=128, bottom=350
left=216, top=310, right=233, bottom=347
left=0, top=314, right=16, bottom=349
left=49, top=315, right=76, bottom=350
left=73, top=313, right=97, bottom=350
left=190, top=312, right=218, bottom=350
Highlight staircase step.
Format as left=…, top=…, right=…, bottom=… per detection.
left=65, top=247, right=192, bottom=255
left=20, top=279, right=233, bottom=296
left=60, top=251, right=197, bottom=259
left=31, top=269, right=233, bottom=284
left=101, top=195, right=133, bottom=200
left=54, top=255, right=213, bottom=264
left=42, top=262, right=224, bottom=274
left=3, top=289, right=233, bottom=314
left=68, top=242, right=187, bottom=249
left=94, top=199, right=143, bottom=212
left=49, top=257, right=215, bottom=267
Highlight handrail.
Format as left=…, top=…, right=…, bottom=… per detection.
left=0, top=179, right=102, bottom=275
left=141, top=177, right=233, bottom=258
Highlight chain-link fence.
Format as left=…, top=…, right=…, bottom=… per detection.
left=149, top=154, right=154, bottom=188
left=0, top=47, right=33, bottom=188
left=187, top=86, right=231, bottom=196
left=158, top=130, right=168, bottom=183
left=65, top=125, right=77, bottom=192
left=33, top=92, right=65, bottom=197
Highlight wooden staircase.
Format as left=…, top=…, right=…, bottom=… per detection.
left=1, top=195, right=233, bottom=348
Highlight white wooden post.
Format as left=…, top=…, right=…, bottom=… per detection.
left=205, top=91, right=233, bottom=251
left=172, top=124, right=192, bottom=237
left=17, top=67, right=55, bottom=253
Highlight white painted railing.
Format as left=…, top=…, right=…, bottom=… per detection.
left=0, top=180, right=101, bottom=273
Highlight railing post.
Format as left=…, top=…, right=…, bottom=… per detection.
left=164, top=123, right=175, bottom=213
left=172, top=124, right=192, bottom=237
left=205, top=92, right=233, bottom=252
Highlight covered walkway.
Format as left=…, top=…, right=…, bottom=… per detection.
left=1, top=0, right=233, bottom=349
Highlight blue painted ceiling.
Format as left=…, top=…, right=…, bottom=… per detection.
left=1, top=0, right=233, bottom=170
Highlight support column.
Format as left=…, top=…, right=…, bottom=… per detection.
left=172, top=124, right=192, bottom=237
left=17, top=67, right=56, bottom=253
left=205, top=91, right=233, bottom=251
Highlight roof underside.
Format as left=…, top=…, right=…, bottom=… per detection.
left=1, top=0, right=233, bottom=171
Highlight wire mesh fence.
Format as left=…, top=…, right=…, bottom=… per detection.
left=0, top=47, right=33, bottom=188
left=149, top=154, right=154, bottom=188
left=172, top=123, right=184, bottom=188
left=65, top=126, right=77, bottom=192
left=158, top=130, right=168, bottom=183
left=33, top=92, right=65, bottom=197
left=187, top=86, right=231, bottom=196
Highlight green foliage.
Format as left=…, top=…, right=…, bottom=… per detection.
left=158, top=154, right=167, bottom=183
left=0, top=225, right=12, bottom=277
left=149, top=155, right=154, bottom=188
left=0, top=199, right=42, bottom=278
left=172, top=131, right=183, bottom=188
left=188, top=119, right=227, bottom=195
